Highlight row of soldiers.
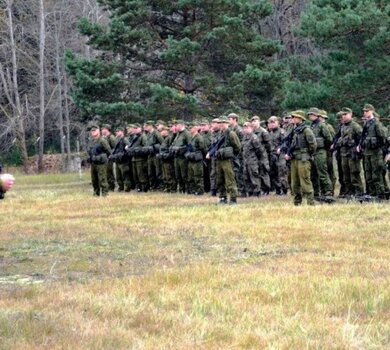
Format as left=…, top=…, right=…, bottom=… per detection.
left=86, top=103, right=390, bottom=204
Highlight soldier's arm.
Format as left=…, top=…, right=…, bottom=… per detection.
left=263, top=131, right=273, bottom=154
left=101, top=138, right=112, bottom=155
left=229, top=131, right=241, bottom=154
left=305, top=128, right=317, bottom=155
left=321, top=123, right=333, bottom=147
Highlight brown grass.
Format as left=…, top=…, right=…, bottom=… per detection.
left=0, top=173, right=389, bottom=349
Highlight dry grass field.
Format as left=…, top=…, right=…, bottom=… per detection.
left=0, top=173, right=389, bottom=349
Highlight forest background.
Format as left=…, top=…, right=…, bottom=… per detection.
left=0, top=0, right=389, bottom=172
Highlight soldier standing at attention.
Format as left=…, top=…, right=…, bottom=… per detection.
left=101, top=124, right=116, bottom=191
left=144, top=121, right=163, bottom=190
left=338, top=108, right=364, bottom=196
left=308, top=108, right=334, bottom=200
left=111, top=127, right=131, bottom=192
left=357, top=104, right=387, bottom=198
left=228, top=113, right=245, bottom=197
left=186, top=121, right=206, bottom=195
left=285, top=111, right=317, bottom=206
left=268, top=116, right=288, bottom=195
left=209, top=118, right=221, bottom=196
left=159, top=125, right=177, bottom=193
left=208, top=116, right=241, bottom=204
left=88, top=124, right=112, bottom=196
left=170, top=120, right=191, bottom=193
left=251, top=115, right=273, bottom=195
left=200, top=119, right=212, bottom=193
left=241, top=122, right=267, bottom=197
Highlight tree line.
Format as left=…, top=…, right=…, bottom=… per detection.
left=1, top=0, right=389, bottom=172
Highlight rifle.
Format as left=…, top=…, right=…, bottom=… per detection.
left=207, top=134, right=226, bottom=158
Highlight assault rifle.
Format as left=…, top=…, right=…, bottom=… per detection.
left=207, top=135, right=226, bottom=158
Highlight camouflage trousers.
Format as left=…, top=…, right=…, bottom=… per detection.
left=270, top=154, right=288, bottom=194
left=311, top=149, right=333, bottom=197
left=148, top=155, right=162, bottom=190
left=107, top=160, right=115, bottom=191
left=341, top=156, right=364, bottom=195
left=132, top=159, right=148, bottom=191
left=210, top=158, right=217, bottom=193
left=91, top=163, right=109, bottom=196
left=217, top=159, right=238, bottom=200
left=243, top=159, right=261, bottom=194
left=233, top=156, right=245, bottom=195
left=116, top=162, right=132, bottom=191
left=203, top=159, right=211, bottom=193
left=327, top=151, right=336, bottom=195
left=161, top=160, right=177, bottom=192
left=291, top=159, right=314, bottom=205
left=188, top=160, right=204, bottom=194
left=174, top=157, right=188, bottom=193
left=363, top=151, right=385, bottom=196
left=259, top=159, right=271, bottom=193
left=335, top=152, right=347, bottom=196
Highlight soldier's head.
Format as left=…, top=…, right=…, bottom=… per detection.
left=144, top=120, right=155, bottom=132
left=133, top=123, right=142, bottom=134
left=242, top=122, right=253, bottom=134
left=250, top=115, right=260, bottom=129
left=175, top=120, right=186, bottom=132
left=161, top=126, right=169, bottom=137
left=156, top=120, right=166, bottom=132
left=211, top=118, right=220, bottom=132
left=282, top=113, right=292, bottom=125
left=290, top=110, right=306, bottom=124
left=190, top=122, right=201, bottom=135
left=89, top=124, right=100, bottom=139
left=101, top=124, right=111, bottom=136
left=228, top=113, right=239, bottom=127
left=363, top=104, right=375, bottom=119
left=218, top=116, right=230, bottom=130
left=115, top=127, right=124, bottom=138
left=307, top=107, right=321, bottom=122
left=200, top=119, right=210, bottom=132
left=267, top=116, right=279, bottom=130
left=341, top=107, right=353, bottom=122
left=318, top=110, right=328, bottom=122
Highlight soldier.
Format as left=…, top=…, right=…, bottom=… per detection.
left=207, top=116, right=241, bottom=204
left=357, top=104, right=387, bottom=198
left=331, top=112, right=347, bottom=197
left=337, top=107, right=364, bottom=196
left=208, top=118, right=221, bottom=196
left=200, top=119, right=212, bottom=193
left=268, top=116, right=288, bottom=195
left=144, top=120, right=163, bottom=190
left=285, top=111, right=317, bottom=206
left=87, top=124, right=112, bottom=196
left=110, top=126, right=131, bottom=192
left=251, top=115, right=273, bottom=195
left=158, top=125, right=177, bottom=193
left=241, top=122, right=267, bottom=197
left=228, top=113, right=245, bottom=197
left=186, top=121, right=206, bottom=195
left=101, top=124, right=116, bottom=191
left=127, top=123, right=149, bottom=192
left=279, top=112, right=295, bottom=192
left=308, top=108, right=334, bottom=200
left=125, top=124, right=137, bottom=190
left=170, top=120, right=191, bottom=193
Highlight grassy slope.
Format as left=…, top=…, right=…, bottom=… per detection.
left=0, top=173, right=389, bottom=349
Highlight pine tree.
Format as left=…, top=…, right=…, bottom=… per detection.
left=66, top=0, right=283, bottom=123
left=282, top=0, right=390, bottom=117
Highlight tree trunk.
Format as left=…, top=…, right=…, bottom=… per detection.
left=37, top=0, right=46, bottom=173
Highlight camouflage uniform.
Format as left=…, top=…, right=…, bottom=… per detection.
left=269, top=126, right=288, bottom=195
left=201, top=130, right=212, bottom=193
left=310, top=119, right=333, bottom=197
left=338, top=119, right=364, bottom=195
left=230, top=124, right=245, bottom=196
left=253, top=126, right=273, bottom=194
left=145, top=129, right=163, bottom=190
left=88, top=136, right=111, bottom=196
left=170, top=127, right=191, bottom=193
left=289, top=112, right=317, bottom=205
left=326, top=122, right=337, bottom=193
left=111, top=135, right=131, bottom=191
left=209, top=130, right=220, bottom=195
left=215, top=127, right=241, bottom=203
left=242, top=132, right=267, bottom=195
left=104, top=134, right=116, bottom=191
left=332, top=122, right=347, bottom=196
left=359, top=117, right=387, bottom=197
left=186, top=133, right=206, bottom=194
left=159, top=134, right=177, bottom=192
left=128, top=132, right=149, bottom=192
